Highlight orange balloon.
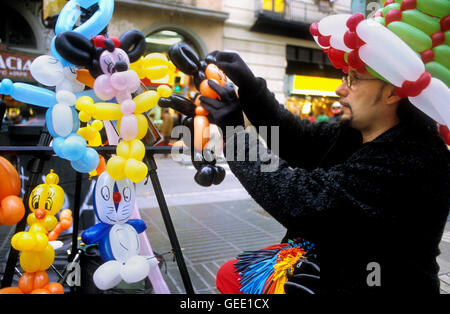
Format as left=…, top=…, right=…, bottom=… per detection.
left=0, top=156, right=21, bottom=200
left=96, top=155, right=107, bottom=176
left=31, top=288, right=50, bottom=294
left=199, top=79, right=219, bottom=100
left=44, top=282, right=64, bottom=294
left=19, top=271, right=49, bottom=293
left=205, top=64, right=227, bottom=86
left=59, top=209, right=72, bottom=221
left=0, top=195, right=25, bottom=226
left=194, top=116, right=210, bottom=151
left=0, top=287, right=23, bottom=294
left=77, top=69, right=95, bottom=88
left=60, top=219, right=72, bottom=230
left=195, top=105, right=209, bottom=116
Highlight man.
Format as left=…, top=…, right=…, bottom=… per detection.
left=328, top=102, right=342, bottom=124
left=197, top=13, right=450, bottom=293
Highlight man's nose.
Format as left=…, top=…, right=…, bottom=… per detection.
left=335, top=81, right=348, bottom=98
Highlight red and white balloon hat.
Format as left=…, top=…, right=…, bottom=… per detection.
left=310, top=0, right=450, bottom=127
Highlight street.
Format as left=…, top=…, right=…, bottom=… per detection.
left=136, top=155, right=450, bottom=294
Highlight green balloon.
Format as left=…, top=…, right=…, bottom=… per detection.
left=445, top=31, right=450, bottom=46
left=401, top=10, right=441, bottom=35
left=373, top=16, right=385, bottom=26
left=425, top=62, right=450, bottom=87
left=417, top=0, right=450, bottom=18
left=382, top=3, right=401, bottom=16
left=387, top=21, right=432, bottom=52
left=433, top=45, right=450, bottom=70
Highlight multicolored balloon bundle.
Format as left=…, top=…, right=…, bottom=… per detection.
left=234, top=239, right=316, bottom=294
left=0, top=170, right=72, bottom=294
left=309, top=0, right=450, bottom=128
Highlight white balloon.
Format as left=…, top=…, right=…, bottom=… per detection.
left=356, top=20, right=424, bottom=82
left=318, top=14, right=351, bottom=36
left=330, top=33, right=352, bottom=52
left=93, top=260, right=122, bottom=290
left=359, top=44, right=405, bottom=86
left=30, top=55, right=64, bottom=87
left=94, top=172, right=135, bottom=225
left=52, top=103, right=73, bottom=137
left=120, top=255, right=150, bottom=284
left=56, top=90, right=76, bottom=106
left=109, top=224, right=140, bottom=263
left=410, top=78, right=450, bottom=127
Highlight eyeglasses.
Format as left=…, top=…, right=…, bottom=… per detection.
left=342, top=74, right=381, bottom=88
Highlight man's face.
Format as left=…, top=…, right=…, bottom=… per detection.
left=335, top=68, right=387, bottom=130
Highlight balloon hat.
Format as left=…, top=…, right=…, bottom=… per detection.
left=309, top=0, right=450, bottom=128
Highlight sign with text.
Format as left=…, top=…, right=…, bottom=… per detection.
left=0, top=49, right=36, bottom=81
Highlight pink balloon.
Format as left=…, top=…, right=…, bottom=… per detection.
left=120, top=115, right=138, bottom=141
left=121, top=100, right=136, bottom=116
left=94, top=75, right=116, bottom=101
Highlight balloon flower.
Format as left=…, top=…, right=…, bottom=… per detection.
left=81, top=171, right=158, bottom=290
left=0, top=156, right=25, bottom=226
left=310, top=0, right=450, bottom=128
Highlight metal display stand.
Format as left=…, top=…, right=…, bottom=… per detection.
left=0, top=133, right=195, bottom=294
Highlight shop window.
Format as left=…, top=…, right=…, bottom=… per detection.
left=0, top=6, right=36, bottom=48
left=263, top=0, right=285, bottom=14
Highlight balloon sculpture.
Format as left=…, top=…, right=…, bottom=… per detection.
left=81, top=171, right=158, bottom=290
left=0, top=170, right=70, bottom=294
left=309, top=0, right=450, bottom=129
left=158, top=43, right=226, bottom=187
left=0, top=0, right=116, bottom=173
left=55, top=30, right=172, bottom=183
left=0, top=156, right=25, bottom=226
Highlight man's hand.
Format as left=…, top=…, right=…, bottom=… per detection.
left=206, top=51, right=256, bottom=91
left=199, top=80, right=244, bottom=140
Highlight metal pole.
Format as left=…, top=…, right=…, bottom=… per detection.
left=69, top=171, right=83, bottom=294
left=146, top=153, right=195, bottom=294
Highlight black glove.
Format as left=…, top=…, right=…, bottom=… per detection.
left=158, top=94, right=196, bottom=118
left=284, top=257, right=321, bottom=295
left=199, top=80, right=244, bottom=140
left=206, top=51, right=257, bottom=92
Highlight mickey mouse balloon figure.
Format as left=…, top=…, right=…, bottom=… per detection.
left=159, top=43, right=226, bottom=187
left=81, top=171, right=158, bottom=290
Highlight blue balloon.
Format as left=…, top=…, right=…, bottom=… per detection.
left=52, top=0, right=115, bottom=66
left=71, top=147, right=99, bottom=173
left=52, top=137, right=67, bottom=159
left=62, top=134, right=87, bottom=161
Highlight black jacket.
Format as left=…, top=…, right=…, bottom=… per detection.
left=225, top=78, right=450, bottom=294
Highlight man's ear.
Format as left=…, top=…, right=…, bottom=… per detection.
left=385, top=84, right=402, bottom=106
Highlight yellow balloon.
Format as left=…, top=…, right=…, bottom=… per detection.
left=116, top=140, right=131, bottom=158
left=79, top=111, right=92, bottom=123
left=33, top=232, right=48, bottom=252
left=41, top=215, right=58, bottom=231
left=157, top=84, right=173, bottom=98
left=92, top=102, right=122, bottom=121
left=11, top=232, right=33, bottom=251
left=144, top=66, right=169, bottom=81
left=106, top=155, right=127, bottom=180
left=144, top=53, right=168, bottom=66
left=39, top=244, right=55, bottom=271
left=76, top=96, right=94, bottom=113
left=20, top=251, right=40, bottom=273
left=29, top=172, right=65, bottom=217
left=27, top=213, right=38, bottom=226
left=124, top=159, right=148, bottom=183
left=129, top=139, right=145, bottom=161
left=136, top=114, right=148, bottom=140
left=134, top=90, right=159, bottom=114
left=29, top=223, right=47, bottom=235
